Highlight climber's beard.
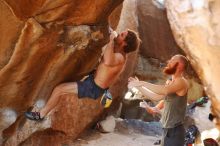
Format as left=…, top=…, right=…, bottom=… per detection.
left=163, top=62, right=178, bottom=75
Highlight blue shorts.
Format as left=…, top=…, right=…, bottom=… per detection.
left=77, top=75, right=107, bottom=100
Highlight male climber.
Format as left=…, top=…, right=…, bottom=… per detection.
left=128, top=54, right=189, bottom=146
left=25, top=29, right=140, bottom=121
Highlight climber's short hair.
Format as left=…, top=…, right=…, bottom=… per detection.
left=124, top=29, right=140, bottom=53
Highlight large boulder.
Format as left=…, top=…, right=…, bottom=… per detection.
left=137, top=0, right=181, bottom=61
left=0, top=0, right=123, bottom=145
left=165, top=0, right=220, bottom=128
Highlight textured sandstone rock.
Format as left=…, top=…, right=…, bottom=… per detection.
left=109, top=4, right=123, bottom=30
left=0, top=1, right=24, bottom=69
left=0, top=0, right=123, bottom=145
left=4, top=0, right=123, bottom=24
left=137, top=0, right=181, bottom=61
left=5, top=95, right=104, bottom=146
left=165, top=0, right=220, bottom=128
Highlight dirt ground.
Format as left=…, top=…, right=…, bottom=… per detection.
left=73, top=130, right=160, bottom=146
left=71, top=119, right=162, bottom=146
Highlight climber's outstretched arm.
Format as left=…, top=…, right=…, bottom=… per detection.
left=135, top=86, right=165, bottom=101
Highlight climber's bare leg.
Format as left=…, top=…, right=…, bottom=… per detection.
left=40, top=82, right=78, bottom=118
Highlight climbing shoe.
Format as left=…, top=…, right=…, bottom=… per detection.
left=24, top=111, right=44, bottom=121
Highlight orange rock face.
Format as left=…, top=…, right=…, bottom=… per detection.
left=4, top=96, right=104, bottom=145
left=0, top=0, right=123, bottom=145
